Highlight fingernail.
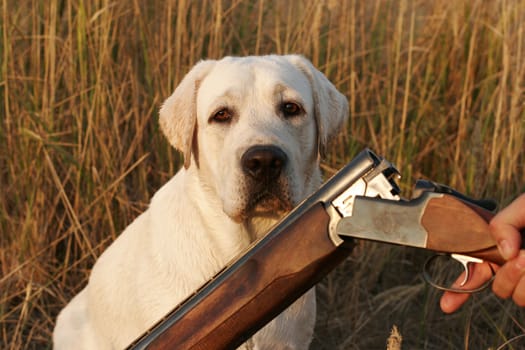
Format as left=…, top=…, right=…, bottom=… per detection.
left=499, top=240, right=513, bottom=260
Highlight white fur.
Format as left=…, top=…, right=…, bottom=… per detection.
left=53, top=55, right=348, bottom=350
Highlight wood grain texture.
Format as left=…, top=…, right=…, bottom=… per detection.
left=422, top=195, right=505, bottom=264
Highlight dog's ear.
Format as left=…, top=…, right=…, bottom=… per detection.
left=285, top=55, right=349, bottom=156
left=159, top=60, right=216, bottom=168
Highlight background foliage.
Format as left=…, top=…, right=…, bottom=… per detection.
left=1, top=0, right=524, bottom=348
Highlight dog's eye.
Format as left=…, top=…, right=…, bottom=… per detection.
left=280, top=102, right=303, bottom=118
left=211, top=108, right=233, bottom=123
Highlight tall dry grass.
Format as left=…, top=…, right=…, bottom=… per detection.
left=1, top=0, right=524, bottom=349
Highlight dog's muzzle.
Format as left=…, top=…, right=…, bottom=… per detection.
left=240, top=145, right=292, bottom=216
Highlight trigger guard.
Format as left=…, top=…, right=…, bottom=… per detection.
left=422, top=254, right=495, bottom=294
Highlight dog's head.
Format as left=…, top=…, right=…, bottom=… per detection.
left=160, top=55, right=348, bottom=222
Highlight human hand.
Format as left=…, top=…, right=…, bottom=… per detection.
left=440, top=194, right=525, bottom=313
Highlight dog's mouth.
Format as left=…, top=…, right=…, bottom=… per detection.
left=228, top=186, right=293, bottom=223
left=248, top=190, right=293, bottom=217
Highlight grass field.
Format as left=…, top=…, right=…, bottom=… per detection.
left=1, top=0, right=524, bottom=348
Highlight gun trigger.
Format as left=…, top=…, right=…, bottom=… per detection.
left=450, top=254, right=484, bottom=286
left=423, top=254, right=494, bottom=294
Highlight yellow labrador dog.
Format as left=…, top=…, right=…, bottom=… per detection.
left=53, top=55, right=348, bottom=349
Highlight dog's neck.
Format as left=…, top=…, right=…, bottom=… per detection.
left=243, top=215, right=282, bottom=242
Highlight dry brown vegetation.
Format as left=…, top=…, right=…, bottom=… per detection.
left=1, top=0, right=524, bottom=349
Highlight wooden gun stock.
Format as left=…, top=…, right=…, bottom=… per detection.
left=127, top=203, right=351, bottom=349
left=422, top=195, right=525, bottom=266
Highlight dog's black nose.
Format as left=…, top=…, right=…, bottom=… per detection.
left=241, top=145, right=287, bottom=181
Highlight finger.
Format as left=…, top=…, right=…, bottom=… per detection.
left=440, top=289, right=470, bottom=314
left=492, top=251, right=525, bottom=299
left=512, top=275, right=525, bottom=307
left=490, top=194, right=525, bottom=260
left=440, top=262, right=495, bottom=313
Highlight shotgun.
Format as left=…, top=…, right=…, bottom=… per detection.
left=126, top=148, right=518, bottom=349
